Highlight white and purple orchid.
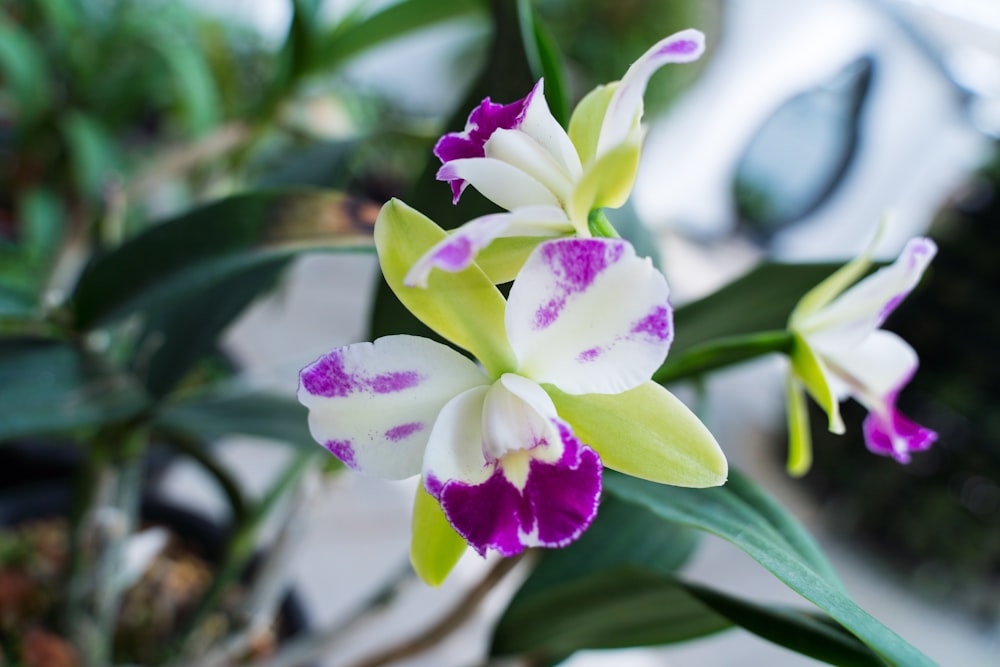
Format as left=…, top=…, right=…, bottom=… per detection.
left=405, top=29, right=706, bottom=288
left=299, top=199, right=726, bottom=584
left=786, top=234, right=938, bottom=474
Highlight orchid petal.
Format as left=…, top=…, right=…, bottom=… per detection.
left=484, top=129, right=575, bottom=203
left=404, top=206, right=572, bottom=288
left=800, top=238, right=936, bottom=348
left=482, top=374, right=563, bottom=467
left=568, top=83, right=616, bottom=167
left=437, top=158, right=561, bottom=210
left=507, top=238, right=671, bottom=395
left=569, top=140, right=642, bottom=223
left=789, top=333, right=844, bottom=434
left=517, top=79, right=584, bottom=180
left=437, top=417, right=602, bottom=556
left=790, top=225, right=883, bottom=324
left=863, top=403, right=937, bottom=463
left=375, top=199, right=517, bottom=378
left=547, top=381, right=727, bottom=488
left=785, top=376, right=813, bottom=477
left=422, top=385, right=492, bottom=496
left=411, top=482, right=466, bottom=586
left=818, top=330, right=918, bottom=404
left=596, top=29, right=705, bottom=157
left=298, top=335, right=487, bottom=479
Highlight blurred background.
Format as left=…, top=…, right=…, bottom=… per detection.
left=2, top=0, right=999, bottom=664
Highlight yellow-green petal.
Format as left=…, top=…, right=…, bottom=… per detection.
left=569, top=141, right=642, bottom=224
left=475, top=236, right=549, bottom=284
left=785, top=374, right=813, bottom=477
left=375, top=199, right=517, bottom=378
left=410, top=481, right=467, bottom=586
left=547, top=381, right=727, bottom=488
left=567, top=83, right=617, bottom=166
left=788, top=333, right=844, bottom=434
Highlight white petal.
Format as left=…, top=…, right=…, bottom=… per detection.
left=485, top=129, right=575, bottom=204
left=597, top=29, right=705, bottom=157
left=298, top=335, right=488, bottom=479
left=437, top=157, right=561, bottom=210
left=482, top=374, right=563, bottom=464
left=506, top=238, right=672, bottom=395
left=403, top=206, right=574, bottom=288
left=818, top=329, right=918, bottom=406
left=518, top=79, right=584, bottom=180
left=422, top=385, right=492, bottom=495
left=798, top=237, right=936, bottom=347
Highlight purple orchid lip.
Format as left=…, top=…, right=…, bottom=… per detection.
left=433, top=81, right=541, bottom=203
left=433, top=420, right=602, bottom=557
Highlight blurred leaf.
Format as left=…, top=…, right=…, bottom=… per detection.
left=72, top=189, right=376, bottom=329
left=318, top=0, right=485, bottom=71
left=517, top=0, right=569, bottom=126
left=671, top=262, right=840, bottom=357
left=158, top=38, right=222, bottom=135
left=494, top=568, right=730, bottom=656
left=0, top=286, right=36, bottom=317
left=0, top=337, right=148, bottom=440
left=20, top=188, right=65, bottom=270
left=605, top=470, right=934, bottom=666
left=61, top=112, right=120, bottom=200
left=0, top=15, right=51, bottom=120
left=154, top=387, right=314, bottom=448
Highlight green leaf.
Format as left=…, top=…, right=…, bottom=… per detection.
left=493, top=567, right=730, bottom=656
left=71, top=190, right=374, bottom=329
left=61, top=112, right=120, bottom=199
left=158, top=39, right=221, bottom=135
left=318, top=0, right=485, bottom=72
left=671, top=262, right=843, bottom=358
left=410, top=482, right=466, bottom=586
left=19, top=188, right=65, bottom=270
left=374, top=199, right=515, bottom=378
left=0, top=16, right=51, bottom=120
left=0, top=337, right=148, bottom=439
left=516, top=0, right=569, bottom=127
left=604, top=470, right=935, bottom=666
left=0, top=286, right=36, bottom=317
left=547, top=381, right=727, bottom=488
left=154, top=386, right=315, bottom=448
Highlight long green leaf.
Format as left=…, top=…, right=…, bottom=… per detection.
left=71, top=190, right=375, bottom=329
left=604, top=470, right=934, bottom=666
left=0, top=338, right=148, bottom=439
left=317, top=0, right=484, bottom=71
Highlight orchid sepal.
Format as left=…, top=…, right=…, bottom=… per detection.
left=789, top=332, right=844, bottom=434
left=785, top=374, right=814, bottom=477
left=546, top=381, right=728, bottom=488
left=375, top=198, right=517, bottom=378
left=411, top=481, right=467, bottom=586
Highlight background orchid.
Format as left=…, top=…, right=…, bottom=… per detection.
left=406, top=28, right=705, bottom=287
left=299, top=199, right=727, bottom=584
left=785, top=232, right=938, bottom=475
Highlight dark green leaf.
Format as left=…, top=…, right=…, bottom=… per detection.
left=317, top=0, right=484, bottom=72
left=0, top=337, right=148, bottom=439
left=604, top=470, right=934, bottom=666
left=671, top=262, right=840, bottom=357
left=494, top=567, right=730, bottom=656
left=0, top=286, right=37, bottom=318
left=0, top=16, right=51, bottom=120
left=517, top=0, right=569, bottom=126
left=159, top=39, right=221, bottom=135
left=60, top=112, right=120, bottom=200
left=71, top=190, right=375, bottom=329
left=154, top=387, right=314, bottom=449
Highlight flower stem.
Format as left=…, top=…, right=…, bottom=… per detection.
left=587, top=209, right=620, bottom=239
left=654, top=330, right=794, bottom=385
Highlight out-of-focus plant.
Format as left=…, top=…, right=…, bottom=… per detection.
left=0, top=1, right=950, bottom=667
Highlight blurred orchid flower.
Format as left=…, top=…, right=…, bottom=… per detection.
left=299, top=199, right=726, bottom=584
left=786, top=232, right=938, bottom=475
left=405, top=29, right=706, bottom=288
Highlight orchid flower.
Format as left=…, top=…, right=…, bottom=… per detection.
left=299, top=199, right=727, bottom=585
left=785, top=233, right=938, bottom=475
left=405, top=29, right=706, bottom=288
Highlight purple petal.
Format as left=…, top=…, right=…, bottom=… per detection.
left=862, top=402, right=937, bottom=463
left=435, top=421, right=602, bottom=557
left=434, top=81, right=541, bottom=203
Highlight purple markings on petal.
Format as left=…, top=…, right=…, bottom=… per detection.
left=385, top=422, right=424, bottom=442
left=434, top=83, right=538, bottom=203
left=437, top=420, right=602, bottom=557
left=533, top=239, right=626, bottom=329
left=300, top=350, right=423, bottom=398
left=577, top=347, right=603, bottom=363
left=432, top=236, right=474, bottom=271
left=630, top=305, right=673, bottom=343
left=325, top=440, right=358, bottom=469
left=657, top=38, right=701, bottom=57
left=863, top=410, right=937, bottom=463
left=424, top=474, right=445, bottom=499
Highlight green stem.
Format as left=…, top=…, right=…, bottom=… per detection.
left=654, top=330, right=794, bottom=385
left=160, top=428, right=249, bottom=526
left=587, top=209, right=620, bottom=239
